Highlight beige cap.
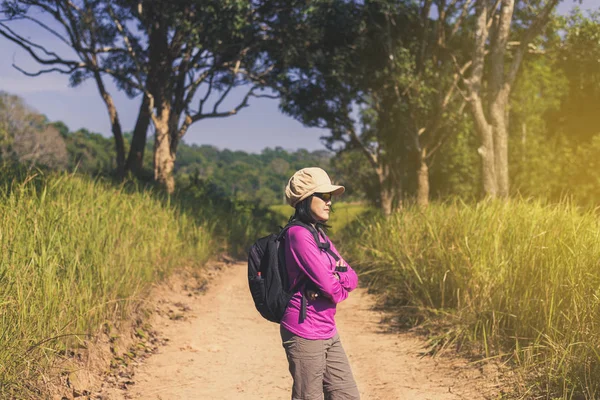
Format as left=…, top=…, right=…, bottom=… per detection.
left=285, top=167, right=345, bottom=207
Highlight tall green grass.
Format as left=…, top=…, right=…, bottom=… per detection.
left=339, top=200, right=600, bottom=398
left=0, top=171, right=213, bottom=397
left=173, top=179, right=283, bottom=259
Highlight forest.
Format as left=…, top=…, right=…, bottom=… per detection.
left=1, top=0, right=600, bottom=398
left=1, top=2, right=599, bottom=212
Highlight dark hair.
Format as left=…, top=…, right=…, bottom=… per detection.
left=288, top=195, right=332, bottom=231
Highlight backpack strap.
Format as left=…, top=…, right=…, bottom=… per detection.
left=275, top=223, right=300, bottom=292
left=278, top=220, right=343, bottom=323
left=280, top=221, right=339, bottom=259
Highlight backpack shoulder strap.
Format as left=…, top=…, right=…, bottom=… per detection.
left=278, top=220, right=342, bottom=323
left=279, top=220, right=340, bottom=261
left=315, top=226, right=340, bottom=262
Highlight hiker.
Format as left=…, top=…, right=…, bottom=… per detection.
left=281, top=167, right=360, bottom=400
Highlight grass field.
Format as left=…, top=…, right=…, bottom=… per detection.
left=10, top=170, right=597, bottom=398
left=338, top=199, right=600, bottom=399
left=0, top=171, right=214, bottom=398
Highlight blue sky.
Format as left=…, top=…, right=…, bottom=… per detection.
left=0, top=0, right=597, bottom=154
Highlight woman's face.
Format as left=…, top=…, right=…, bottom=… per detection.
left=310, top=192, right=332, bottom=222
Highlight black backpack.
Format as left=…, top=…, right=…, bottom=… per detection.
left=247, top=221, right=340, bottom=323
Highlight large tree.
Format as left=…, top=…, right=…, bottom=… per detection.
left=1, top=0, right=131, bottom=176
left=0, top=0, right=285, bottom=191
left=461, top=0, right=560, bottom=197
left=274, top=0, right=471, bottom=213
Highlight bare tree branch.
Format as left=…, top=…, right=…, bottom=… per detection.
left=184, top=62, right=221, bottom=106
left=489, top=0, right=515, bottom=100
left=450, top=0, right=473, bottom=38
left=348, top=126, right=379, bottom=170
left=21, top=15, right=70, bottom=46
left=0, top=22, right=82, bottom=68
left=106, top=4, right=146, bottom=93
left=505, top=0, right=559, bottom=88
left=13, top=64, right=77, bottom=76
left=444, top=60, right=472, bottom=108
left=194, top=73, right=215, bottom=117
left=487, top=0, right=503, bottom=29
left=212, top=82, right=234, bottom=114
left=252, top=92, right=279, bottom=100
left=190, top=85, right=257, bottom=124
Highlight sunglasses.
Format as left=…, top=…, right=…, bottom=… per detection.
left=313, top=192, right=333, bottom=202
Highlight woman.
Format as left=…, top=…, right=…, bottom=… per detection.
left=281, top=167, right=360, bottom=400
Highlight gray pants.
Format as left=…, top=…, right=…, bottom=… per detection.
left=281, top=326, right=360, bottom=400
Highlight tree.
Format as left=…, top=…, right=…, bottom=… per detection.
left=273, top=0, right=402, bottom=214
left=509, top=54, right=567, bottom=199
left=505, top=8, right=600, bottom=205
left=358, top=0, right=475, bottom=208
left=274, top=0, right=472, bottom=213
left=547, top=8, right=600, bottom=145
left=461, top=0, right=560, bottom=197
left=0, top=0, right=285, bottom=191
left=65, top=128, right=116, bottom=174
left=1, top=1, right=130, bottom=176
left=0, top=92, right=68, bottom=169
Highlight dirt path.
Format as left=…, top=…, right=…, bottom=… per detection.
left=103, top=262, right=507, bottom=400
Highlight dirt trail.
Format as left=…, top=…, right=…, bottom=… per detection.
left=104, top=262, right=506, bottom=400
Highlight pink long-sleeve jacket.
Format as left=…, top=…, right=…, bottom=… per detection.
left=280, top=225, right=358, bottom=340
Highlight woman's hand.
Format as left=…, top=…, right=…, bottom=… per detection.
left=335, top=260, right=348, bottom=272
left=305, top=264, right=344, bottom=301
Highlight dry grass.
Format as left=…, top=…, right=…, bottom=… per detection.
left=0, top=171, right=214, bottom=398
left=339, top=199, right=600, bottom=399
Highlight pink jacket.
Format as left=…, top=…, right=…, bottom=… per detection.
left=280, top=225, right=358, bottom=339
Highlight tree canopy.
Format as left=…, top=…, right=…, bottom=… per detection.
left=1, top=1, right=600, bottom=210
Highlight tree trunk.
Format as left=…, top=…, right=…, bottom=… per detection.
left=108, top=102, right=126, bottom=179
left=380, top=186, right=394, bottom=217
left=93, top=70, right=125, bottom=178
left=491, top=97, right=510, bottom=197
left=146, top=8, right=176, bottom=191
left=376, top=164, right=400, bottom=216
left=488, top=0, right=514, bottom=197
left=125, top=95, right=151, bottom=177
left=465, top=0, right=558, bottom=199
left=417, top=151, right=429, bottom=208
left=153, top=106, right=175, bottom=194
left=470, top=94, right=498, bottom=197
left=477, top=134, right=498, bottom=197
left=468, top=0, right=497, bottom=197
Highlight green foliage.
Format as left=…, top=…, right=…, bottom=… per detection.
left=340, top=200, right=600, bottom=398
left=508, top=11, right=600, bottom=208
left=0, top=169, right=213, bottom=398
left=175, top=144, right=336, bottom=207
left=64, top=128, right=116, bottom=175
left=547, top=8, right=600, bottom=144
left=329, top=149, right=378, bottom=204
left=562, top=134, right=600, bottom=207
left=429, top=118, right=480, bottom=200
left=173, top=175, right=282, bottom=259
left=0, top=92, right=68, bottom=170
left=272, top=0, right=475, bottom=208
